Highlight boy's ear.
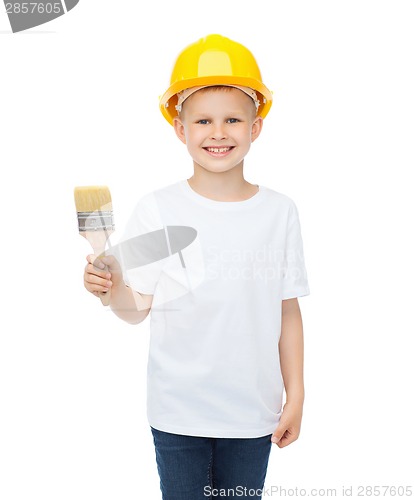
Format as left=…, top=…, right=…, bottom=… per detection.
left=173, top=116, right=187, bottom=144
left=251, top=116, right=263, bottom=143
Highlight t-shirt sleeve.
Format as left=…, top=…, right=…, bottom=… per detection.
left=113, top=192, right=165, bottom=295
left=281, top=201, right=310, bottom=300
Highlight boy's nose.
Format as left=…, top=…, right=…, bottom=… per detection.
left=210, top=124, right=227, bottom=140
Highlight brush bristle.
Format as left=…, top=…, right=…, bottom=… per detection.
left=74, top=186, right=112, bottom=213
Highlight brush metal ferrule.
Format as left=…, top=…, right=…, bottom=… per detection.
left=77, top=210, right=115, bottom=232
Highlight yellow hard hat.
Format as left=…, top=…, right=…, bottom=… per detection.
left=159, top=34, right=273, bottom=125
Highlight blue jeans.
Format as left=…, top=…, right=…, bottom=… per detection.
left=150, top=426, right=272, bottom=500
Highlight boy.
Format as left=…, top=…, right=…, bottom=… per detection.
left=84, top=34, right=310, bottom=500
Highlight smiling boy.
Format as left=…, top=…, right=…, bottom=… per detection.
left=84, top=34, right=310, bottom=500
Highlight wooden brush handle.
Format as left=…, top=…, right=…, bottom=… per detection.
left=81, top=230, right=113, bottom=306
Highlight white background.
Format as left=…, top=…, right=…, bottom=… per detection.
left=1, top=1, right=413, bottom=498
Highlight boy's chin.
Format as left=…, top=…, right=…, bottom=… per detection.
left=192, top=162, right=245, bottom=174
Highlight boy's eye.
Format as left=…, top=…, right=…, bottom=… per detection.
left=195, top=118, right=240, bottom=125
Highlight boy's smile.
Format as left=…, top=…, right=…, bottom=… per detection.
left=173, top=87, right=263, bottom=175
left=203, top=146, right=234, bottom=157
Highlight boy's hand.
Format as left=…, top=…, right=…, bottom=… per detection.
left=271, top=401, right=303, bottom=448
left=83, top=254, right=123, bottom=297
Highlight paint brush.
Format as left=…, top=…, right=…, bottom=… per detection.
left=74, top=186, right=115, bottom=306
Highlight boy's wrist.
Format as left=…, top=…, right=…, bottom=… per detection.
left=285, top=389, right=305, bottom=407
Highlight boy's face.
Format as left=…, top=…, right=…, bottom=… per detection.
left=173, top=87, right=263, bottom=175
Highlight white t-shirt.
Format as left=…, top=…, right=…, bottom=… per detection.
left=117, top=179, right=310, bottom=438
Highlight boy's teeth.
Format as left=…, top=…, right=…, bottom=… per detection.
left=207, top=147, right=231, bottom=153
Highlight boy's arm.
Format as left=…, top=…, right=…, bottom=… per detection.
left=109, top=283, right=152, bottom=325
left=271, top=297, right=305, bottom=447
left=87, top=254, right=152, bottom=325
left=280, top=297, right=305, bottom=404
left=102, top=254, right=153, bottom=324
